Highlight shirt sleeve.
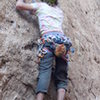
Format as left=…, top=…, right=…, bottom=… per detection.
left=30, top=3, right=41, bottom=10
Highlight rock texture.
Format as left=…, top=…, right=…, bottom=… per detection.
left=0, top=0, right=100, bottom=100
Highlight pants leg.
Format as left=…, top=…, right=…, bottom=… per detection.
left=54, top=57, right=68, bottom=91
left=36, top=50, right=54, bottom=94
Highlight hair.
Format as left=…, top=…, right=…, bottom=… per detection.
left=41, top=0, right=58, bottom=6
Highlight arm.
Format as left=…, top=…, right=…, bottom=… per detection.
left=16, top=0, right=37, bottom=11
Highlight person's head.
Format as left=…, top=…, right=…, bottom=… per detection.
left=41, top=0, right=58, bottom=6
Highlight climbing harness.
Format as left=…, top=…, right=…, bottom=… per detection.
left=36, top=33, right=74, bottom=64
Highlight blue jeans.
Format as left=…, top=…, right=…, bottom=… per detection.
left=36, top=48, right=68, bottom=94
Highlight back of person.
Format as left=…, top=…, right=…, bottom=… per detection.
left=16, top=1, right=72, bottom=100
left=32, top=2, right=72, bottom=58
left=34, top=3, right=64, bottom=35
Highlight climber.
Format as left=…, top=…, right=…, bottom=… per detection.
left=16, top=0, right=72, bottom=100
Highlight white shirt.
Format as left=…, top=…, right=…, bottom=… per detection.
left=31, top=3, right=64, bottom=35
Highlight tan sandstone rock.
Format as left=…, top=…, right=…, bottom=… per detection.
left=0, top=0, right=100, bottom=100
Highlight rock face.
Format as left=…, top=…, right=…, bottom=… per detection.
left=0, top=0, right=100, bottom=100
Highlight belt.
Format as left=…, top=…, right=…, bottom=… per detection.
left=41, top=31, right=64, bottom=36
